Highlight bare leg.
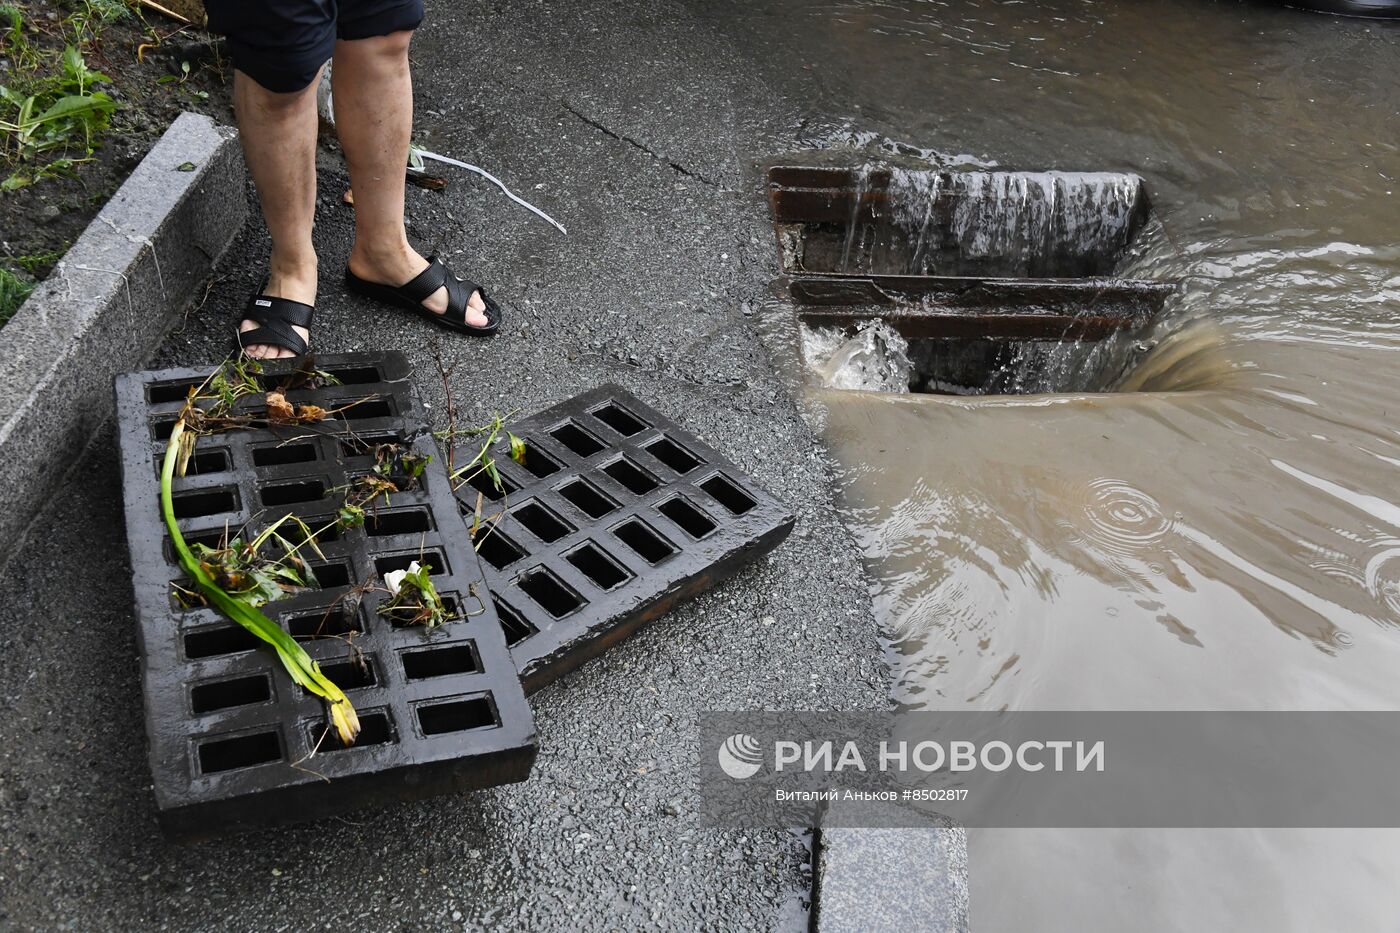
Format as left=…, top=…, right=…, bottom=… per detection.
left=232, top=69, right=321, bottom=359
left=332, top=30, right=488, bottom=326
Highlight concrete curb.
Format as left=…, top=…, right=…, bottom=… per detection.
left=0, top=112, right=245, bottom=554
left=814, top=803, right=970, bottom=932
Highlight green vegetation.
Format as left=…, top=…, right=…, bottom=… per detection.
left=0, top=265, right=35, bottom=326
left=172, top=513, right=327, bottom=612
left=160, top=360, right=362, bottom=747
left=163, top=419, right=362, bottom=747
left=379, top=559, right=455, bottom=629
left=0, top=246, right=67, bottom=324
left=0, top=1, right=128, bottom=190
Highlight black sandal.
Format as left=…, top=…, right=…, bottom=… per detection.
left=236, top=291, right=315, bottom=359
left=344, top=255, right=502, bottom=337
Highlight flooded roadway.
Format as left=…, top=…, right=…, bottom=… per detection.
left=709, top=0, right=1400, bottom=929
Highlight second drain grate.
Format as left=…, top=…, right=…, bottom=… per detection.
left=453, top=386, right=796, bottom=694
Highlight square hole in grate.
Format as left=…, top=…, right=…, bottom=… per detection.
left=185, top=624, right=260, bottom=659
left=558, top=478, right=618, bottom=519
left=198, top=730, right=282, bottom=774
left=474, top=528, right=526, bottom=570
left=416, top=695, right=498, bottom=735
left=315, top=657, right=376, bottom=690
left=518, top=566, right=585, bottom=618
left=339, top=433, right=400, bottom=457
left=463, top=467, right=519, bottom=502
left=611, top=518, right=678, bottom=565
left=603, top=457, right=660, bottom=495
left=308, top=710, right=396, bottom=751
left=401, top=643, right=480, bottom=680
left=307, top=560, right=352, bottom=588
left=645, top=436, right=703, bottom=475
left=285, top=606, right=361, bottom=640
left=566, top=542, right=633, bottom=590
left=252, top=442, right=319, bottom=467
left=322, top=365, right=383, bottom=385
left=260, top=480, right=326, bottom=507
left=332, top=398, right=394, bottom=422
left=550, top=421, right=607, bottom=457
left=171, top=486, right=239, bottom=519
left=590, top=401, right=648, bottom=436
left=191, top=674, right=271, bottom=714
left=156, top=447, right=230, bottom=477
left=366, top=509, right=434, bottom=537
left=275, top=516, right=341, bottom=546
left=658, top=496, right=717, bottom=539
left=151, top=418, right=179, bottom=441
left=700, top=473, right=758, bottom=515
left=374, top=551, right=448, bottom=577
left=147, top=379, right=205, bottom=404
left=513, top=501, right=573, bottom=543
left=493, top=596, right=538, bottom=647
left=518, top=443, right=562, bottom=478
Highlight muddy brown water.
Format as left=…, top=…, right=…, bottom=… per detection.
left=716, top=0, right=1400, bottom=929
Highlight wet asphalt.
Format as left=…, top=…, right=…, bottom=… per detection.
left=0, top=0, right=888, bottom=929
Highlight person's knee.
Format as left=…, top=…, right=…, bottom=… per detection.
left=237, top=67, right=321, bottom=113
left=353, top=28, right=414, bottom=60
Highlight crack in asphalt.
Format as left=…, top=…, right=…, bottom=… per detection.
left=561, top=100, right=720, bottom=188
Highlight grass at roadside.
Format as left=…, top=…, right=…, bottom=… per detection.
left=0, top=1, right=130, bottom=190
left=0, top=1, right=227, bottom=327
left=0, top=264, right=35, bottom=326
left=0, top=244, right=65, bottom=323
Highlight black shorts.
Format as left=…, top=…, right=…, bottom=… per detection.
left=206, top=0, right=424, bottom=93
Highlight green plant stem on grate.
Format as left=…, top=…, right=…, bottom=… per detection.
left=161, top=417, right=361, bottom=747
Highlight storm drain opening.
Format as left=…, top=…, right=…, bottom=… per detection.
left=801, top=319, right=1158, bottom=396
left=768, top=160, right=1177, bottom=393
left=768, top=164, right=1160, bottom=280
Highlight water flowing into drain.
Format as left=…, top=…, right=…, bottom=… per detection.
left=792, top=165, right=1152, bottom=278
left=802, top=318, right=1230, bottom=396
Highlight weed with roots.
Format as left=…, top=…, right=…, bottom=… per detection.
left=378, top=559, right=456, bottom=629
left=160, top=357, right=361, bottom=745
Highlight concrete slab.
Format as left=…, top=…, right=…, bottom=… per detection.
left=815, top=805, right=970, bottom=933
left=0, top=112, right=244, bottom=554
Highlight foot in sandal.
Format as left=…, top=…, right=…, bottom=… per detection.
left=345, top=242, right=501, bottom=336
left=237, top=261, right=317, bottom=360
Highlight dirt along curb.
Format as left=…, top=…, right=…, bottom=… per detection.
left=0, top=111, right=245, bottom=558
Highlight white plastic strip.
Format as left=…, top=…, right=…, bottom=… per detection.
left=415, top=148, right=568, bottom=236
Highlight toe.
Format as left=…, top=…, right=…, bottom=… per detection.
left=465, top=290, right=489, bottom=328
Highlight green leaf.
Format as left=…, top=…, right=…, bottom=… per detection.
left=176, top=161, right=196, bottom=172
left=161, top=419, right=359, bottom=744
left=508, top=432, right=527, bottom=465
left=35, top=93, right=114, bottom=125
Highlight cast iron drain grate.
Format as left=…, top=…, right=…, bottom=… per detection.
left=453, top=386, right=796, bottom=694
left=115, top=351, right=536, bottom=840
left=767, top=163, right=1176, bottom=342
